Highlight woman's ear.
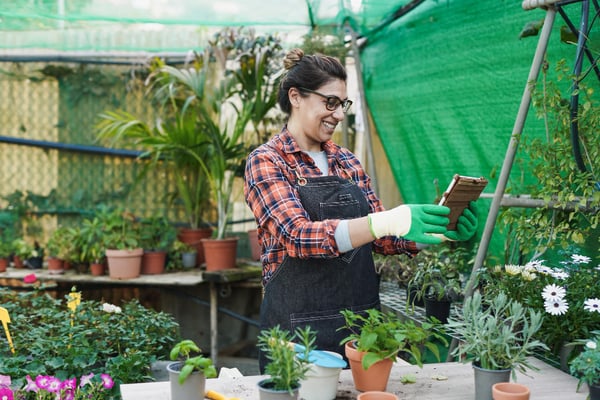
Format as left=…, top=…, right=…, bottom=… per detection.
left=288, top=87, right=301, bottom=108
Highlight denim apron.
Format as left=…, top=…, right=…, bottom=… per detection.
left=258, top=170, right=381, bottom=371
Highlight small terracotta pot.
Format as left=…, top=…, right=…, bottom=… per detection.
left=357, top=392, right=399, bottom=400
left=345, top=341, right=393, bottom=392
left=492, top=382, right=530, bottom=400
left=47, top=257, right=64, bottom=274
left=90, top=262, right=106, bottom=276
left=201, top=237, right=238, bottom=271
left=12, top=255, right=24, bottom=268
left=0, top=258, right=8, bottom=272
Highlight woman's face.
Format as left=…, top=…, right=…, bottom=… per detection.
left=288, top=79, right=349, bottom=151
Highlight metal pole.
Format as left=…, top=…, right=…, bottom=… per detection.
left=348, top=24, right=378, bottom=192
left=465, top=7, right=558, bottom=298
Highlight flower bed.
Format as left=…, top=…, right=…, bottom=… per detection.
left=0, top=287, right=180, bottom=397
left=483, top=251, right=600, bottom=356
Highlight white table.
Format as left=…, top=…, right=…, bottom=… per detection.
left=120, top=357, right=589, bottom=400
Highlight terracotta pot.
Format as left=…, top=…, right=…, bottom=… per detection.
left=0, top=258, right=8, bottom=272
left=12, top=255, right=24, bottom=268
left=105, top=248, right=143, bottom=279
left=247, top=228, right=261, bottom=261
left=141, top=250, right=167, bottom=274
left=345, top=341, right=393, bottom=392
left=47, top=257, right=64, bottom=274
left=492, top=382, right=530, bottom=400
left=90, top=262, right=106, bottom=276
left=357, top=392, right=399, bottom=400
left=201, top=237, right=238, bottom=271
left=177, top=227, right=213, bottom=266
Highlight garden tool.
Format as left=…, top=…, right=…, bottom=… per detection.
left=290, top=342, right=347, bottom=368
left=205, top=389, right=241, bottom=400
left=0, top=306, right=15, bottom=354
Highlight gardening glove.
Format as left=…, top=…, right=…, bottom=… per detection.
left=368, top=204, right=450, bottom=245
left=444, top=201, right=478, bottom=241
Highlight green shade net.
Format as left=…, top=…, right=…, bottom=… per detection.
left=360, top=1, right=599, bottom=260
left=1, top=0, right=598, bottom=262
left=0, top=0, right=413, bottom=51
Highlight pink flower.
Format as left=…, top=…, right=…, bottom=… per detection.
left=0, top=375, right=11, bottom=387
left=23, top=273, right=37, bottom=284
left=23, top=375, right=38, bottom=392
left=35, top=375, right=51, bottom=390
left=62, top=377, right=76, bottom=391
left=101, top=374, right=114, bottom=389
left=46, top=377, right=62, bottom=393
left=79, top=373, right=94, bottom=387
left=0, top=387, right=14, bottom=400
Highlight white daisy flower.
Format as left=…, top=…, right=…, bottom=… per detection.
left=541, top=284, right=566, bottom=301
left=571, top=254, right=591, bottom=264
left=551, top=270, right=569, bottom=280
left=583, top=298, right=600, bottom=313
left=526, top=259, right=544, bottom=270
left=505, top=264, right=522, bottom=276
left=535, top=265, right=553, bottom=275
left=544, top=298, right=569, bottom=315
left=585, top=341, right=597, bottom=350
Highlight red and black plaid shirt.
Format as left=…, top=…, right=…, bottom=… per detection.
left=244, top=127, right=418, bottom=286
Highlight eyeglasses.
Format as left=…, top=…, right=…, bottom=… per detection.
left=299, top=87, right=353, bottom=113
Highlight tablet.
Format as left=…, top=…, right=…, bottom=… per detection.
left=438, top=174, right=488, bottom=230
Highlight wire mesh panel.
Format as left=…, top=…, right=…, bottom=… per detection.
left=0, top=61, right=189, bottom=241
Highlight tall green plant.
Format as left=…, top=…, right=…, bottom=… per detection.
left=97, top=28, right=284, bottom=237
left=96, top=59, right=212, bottom=230
left=500, top=60, right=600, bottom=260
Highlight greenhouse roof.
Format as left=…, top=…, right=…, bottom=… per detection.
left=0, top=0, right=414, bottom=54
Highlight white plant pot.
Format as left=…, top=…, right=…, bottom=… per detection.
left=167, top=362, right=206, bottom=400
left=299, top=351, right=343, bottom=400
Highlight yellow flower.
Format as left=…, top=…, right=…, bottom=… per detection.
left=67, top=291, right=81, bottom=312
left=505, top=264, right=522, bottom=276
left=521, top=271, right=537, bottom=281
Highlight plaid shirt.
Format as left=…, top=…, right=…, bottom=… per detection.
left=244, top=127, right=418, bottom=285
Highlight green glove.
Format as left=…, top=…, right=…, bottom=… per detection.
left=368, top=204, right=450, bottom=245
left=445, top=201, right=478, bottom=241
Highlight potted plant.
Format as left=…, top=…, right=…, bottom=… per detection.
left=167, top=339, right=217, bottom=400
left=45, top=226, right=71, bottom=274
left=256, top=325, right=316, bottom=399
left=171, top=239, right=198, bottom=269
left=0, top=240, right=12, bottom=271
left=19, top=240, right=43, bottom=270
left=569, top=331, right=600, bottom=399
left=0, top=210, right=19, bottom=269
left=139, top=215, right=177, bottom=274
left=410, top=244, right=469, bottom=323
left=339, top=308, right=446, bottom=392
left=446, top=291, right=548, bottom=400
left=96, top=207, right=143, bottom=279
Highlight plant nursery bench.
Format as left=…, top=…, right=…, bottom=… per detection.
left=120, top=357, right=588, bottom=400
left=0, top=262, right=262, bottom=368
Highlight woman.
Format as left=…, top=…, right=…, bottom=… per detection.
left=244, top=48, right=477, bottom=370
